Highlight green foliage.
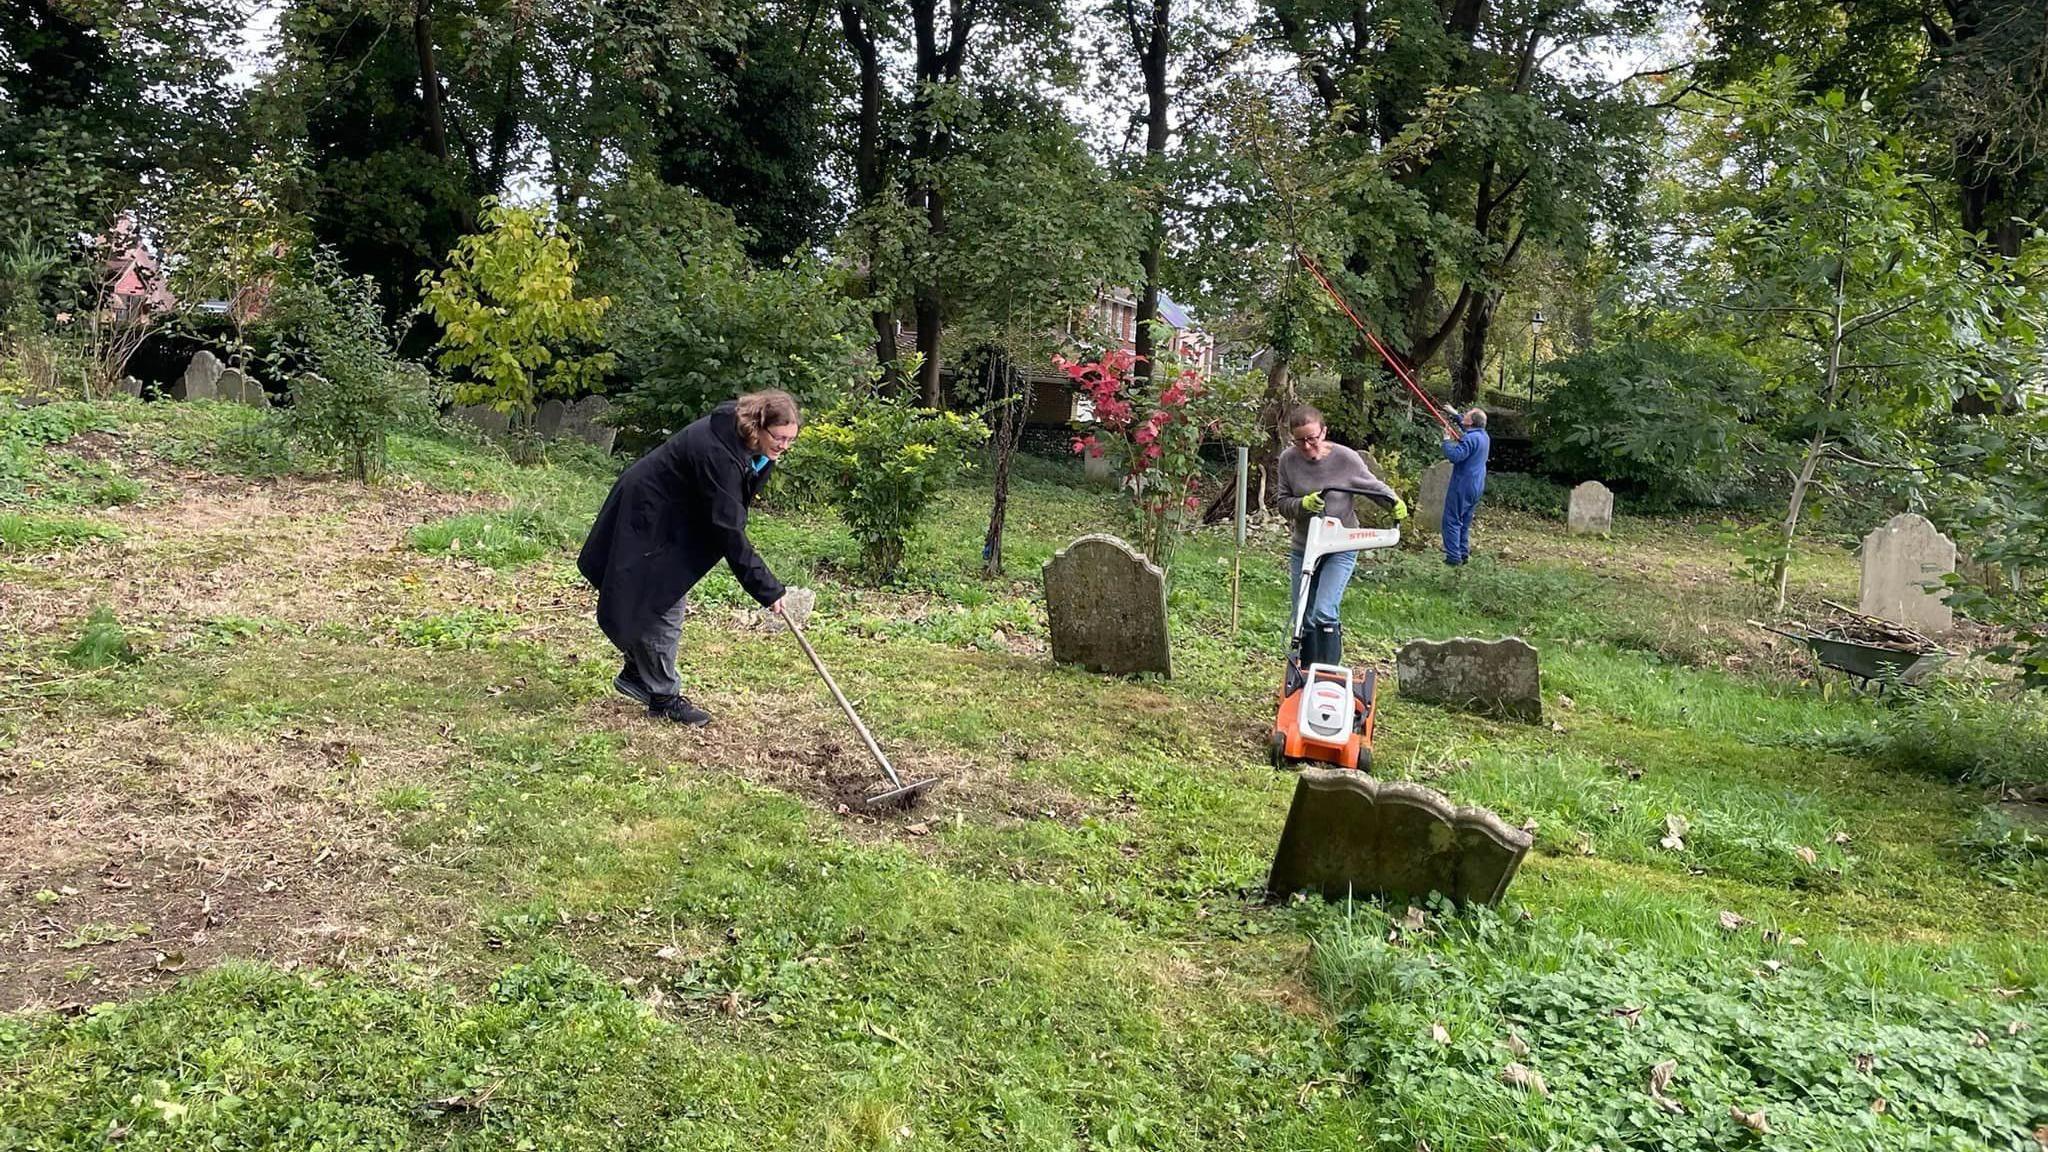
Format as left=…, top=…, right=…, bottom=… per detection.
left=1884, top=679, right=2048, bottom=790
left=1481, top=471, right=1570, bottom=520
left=408, top=506, right=580, bottom=568
left=63, top=605, right=137, bottom=669
left=780, top=391, right=987, bottom=579
left=0, top=512, right=118, bottom=552
left=1932, top=412, right=2048, bottom=687
left=419, top=200, right=613, bottom=421
left=584, top=178, right=864, bottom=448
left=272, top=254, right=432, bottom=482
left=1536, top=337, right=1759, bottom=506
left=1958, top=808, right=2048, bottom=894
left=1310, top=900, right=2046, bottom=1151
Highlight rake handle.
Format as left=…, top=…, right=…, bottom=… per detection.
left=785, top=615, right=905, bottom=788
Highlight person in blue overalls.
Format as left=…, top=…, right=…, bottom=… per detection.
left=1439, top=407, right=1490, bottom=566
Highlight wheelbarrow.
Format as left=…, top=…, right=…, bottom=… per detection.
left=1759, top=624, right=1948, bottom=693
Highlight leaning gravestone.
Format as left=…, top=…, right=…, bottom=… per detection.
left=559, top=396, right=616, bottom=454
left=1396, top=636, right=1542, bottom=722
left=173, top=351, right=223, bottom=401
left=1859, top=512, right=1956, bottom=635
left=118, top=376, right=144, bottom=399
left=534, top=398, right=569, bottom=440
left=1268, top=770, right=1533, bottom=907
left=453, top=404, right=512, bottom=440
left=1567, top=481, right=1613, bottom=536
left=1043, top=534, right=1171, bottom=677
left=215, top=367, right=269, bottom=407
left=1416, top=460, right=1454, bottom=538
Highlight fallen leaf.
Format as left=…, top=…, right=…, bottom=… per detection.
left=1871, top=1098, right=1887, bottom=1115
left=1578, top=839, right=1597, bottom=856
left=1403, top=906, right=1428, bottom=934
left=150, top=1099, right=188, bottom=1124
left=1648, top=1059, right=1685, bottom=1114
left=2008, top=1020, right=2029, bottom=1036
left=1794, top=846, right=1818, bottom=866
left=1550, top=720, right=1566, bottom=734
left=1432, top=1023, right=1451, bottom=1045
left=2033, top=1125, right=2047, bottom=1150
left=1558, top=694, right=1576, bottom=710
left=1612, top=1005, right=1645, bottom=1027
left=1760, top=959, right=1783, bottom=974
left=1505, top=1031, right=1529, bottom=1058
left=905, top=822, right=931, bottom=836
left=654, top=945, right=679, bottom=961
left=1731, top=1105, right=1771, bottom=1134
left=1660, top=813, right=1690, bottom=852
left=1500, top=1062, right=1549, bottom=1097
left=1854, top=1053, right=1874, bottom=1075
left=1971, top=1030, right=1990, bottom=1048
left=1718, top=910, right=1748, bottom=932
left=1831, top=831, right=1852, bottom=847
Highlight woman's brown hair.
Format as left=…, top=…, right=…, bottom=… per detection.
left=735, top=389, right=800, bottom=449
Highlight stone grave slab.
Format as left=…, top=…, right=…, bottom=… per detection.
left=1044, top=534, right=1171, bottom=676
left=1396, top=636, right=1541, bottom=722
left=1267, top=770, right=1533, bottom=907
left=1568, top=481, right=1613, bottom=535
left=1858, top=513, right=1956, bottom=635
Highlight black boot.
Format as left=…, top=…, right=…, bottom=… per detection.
left=1303, top=622, right=1343, bottom=668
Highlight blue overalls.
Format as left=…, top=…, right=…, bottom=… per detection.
left=1439, top=428, right=1489, bottom=565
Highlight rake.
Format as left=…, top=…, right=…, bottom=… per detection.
left=785, top=615, right=938, bottom=809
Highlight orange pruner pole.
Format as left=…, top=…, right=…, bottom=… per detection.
left=1297, top=250, right=1463, bottom=440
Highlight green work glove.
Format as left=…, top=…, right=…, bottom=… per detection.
left=1392, top=497, right=1409, bottom=522
left=1302, top=491, right=1326, bottom=514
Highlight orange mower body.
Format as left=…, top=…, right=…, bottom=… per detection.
left=1270, top=660, right=1379, bottom=771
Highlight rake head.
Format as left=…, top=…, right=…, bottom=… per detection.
left=862, top=775, right=939, bottom=810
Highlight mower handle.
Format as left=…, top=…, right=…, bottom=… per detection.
left=1317, top=486, right=1401, bottom=509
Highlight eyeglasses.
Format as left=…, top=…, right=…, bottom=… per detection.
left=762, top=427, right=799, bottom=449
left=1291, top=429, right=1326, bottom=448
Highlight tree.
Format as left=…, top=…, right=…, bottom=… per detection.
left=1679, top=78, right=2012, bottom=611
left=418, top=200, right=612, bottom=432
left=580, top=176, right=865, bottom=447
left=834, top=0, right=1068, bottom=404
left=1262, top=0, right=1661, bottom=412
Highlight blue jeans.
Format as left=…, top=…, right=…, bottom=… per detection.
left=1442, top=488, right=1480, bottom=564
left=1289, top=546, right=1357, bottom=630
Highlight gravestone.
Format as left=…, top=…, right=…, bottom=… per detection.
left=215, top=367, right=268, bottom=407
left=118, top=376, right=143, bottom=399
left=1417, top=460, right=1454, bottom=538
left=173, top=351, right=223, bottom=401
left=1567, top=481, right=1613, bottom=536
left=453, top=404, right=512, bottom=440
left=1083, top=449, right=1114, bottom=482
left=559, top=396, right=616, bottom=454
left=534, top=398, right=569, bottom=439
left=1043, top=534, right=1171, bottom=677
left=1858, top=513, right=1956, bottom=635
left=760, top=586, right=818, bottom=632
left=1267, top=769, right=1533, bottom=907
left=1396, top=636, right=1542, bottom=722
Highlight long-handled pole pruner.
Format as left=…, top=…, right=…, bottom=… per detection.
left=785, top=616, right=937, bottom=809
left=1296, top=250, right=1464, bottom=442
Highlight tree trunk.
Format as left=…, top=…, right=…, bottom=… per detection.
left=1451, top=290, right=1499, bottom=404
left=839, top=2, right=899, bottom=383
left=481, top=37, right=524, bottom=196
left=414, top=0, right=450, bottom=163
left=1130, top=0, right=1170, bottom=380
left=982, top=352, right=1023, bottom=574
left=1772, top=254, right=1848, bottom=613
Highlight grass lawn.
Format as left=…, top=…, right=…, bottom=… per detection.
left=3, top=398, right=2045, bottom=1150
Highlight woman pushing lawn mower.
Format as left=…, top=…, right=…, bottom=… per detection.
left=1275, top=405, right=1408, bottom=669
left=578, top=390, right=799, bottom=727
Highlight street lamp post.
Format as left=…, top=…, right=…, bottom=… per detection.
left=1528, top=310, right=1546, bottom=404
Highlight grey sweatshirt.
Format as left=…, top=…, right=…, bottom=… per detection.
left=1276, top=443, right=1398, bottom=547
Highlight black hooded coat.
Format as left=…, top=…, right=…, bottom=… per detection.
left=577, top=402, right=784, bottom=651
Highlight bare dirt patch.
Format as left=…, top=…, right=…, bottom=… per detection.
left=0, top=715, right=447, bottom=1010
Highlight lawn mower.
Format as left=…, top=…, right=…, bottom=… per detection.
left=1268, top=488, right=1402, bottom=772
